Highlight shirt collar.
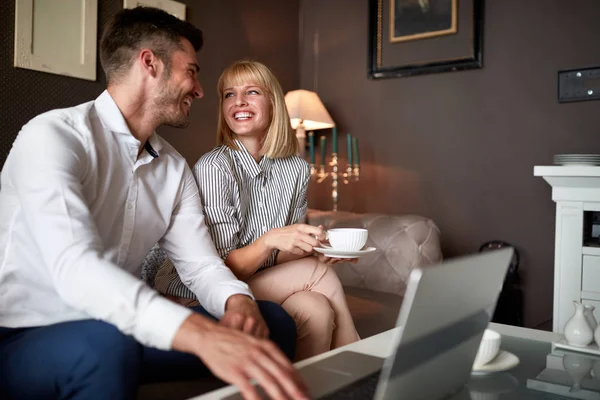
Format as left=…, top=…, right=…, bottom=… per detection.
left=144, top=138, right=159, bottom=158
left=232, top=139, right=274, bottom=178
left=94, top=90, right=162, bottom=158
left=145, top=132, right=163, bottom=157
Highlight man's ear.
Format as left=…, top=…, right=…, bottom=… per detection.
left=139, top=49, right=159, bottom=77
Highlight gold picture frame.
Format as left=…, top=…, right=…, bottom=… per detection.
left=390, top=0, right=458, bottom=43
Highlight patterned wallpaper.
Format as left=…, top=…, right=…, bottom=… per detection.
left=0, top=0, right=122, bottom=168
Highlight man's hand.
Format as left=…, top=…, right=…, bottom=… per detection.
left=172, top=313, right=309, bottom=400
left=221, top=294, right=269, bottom=339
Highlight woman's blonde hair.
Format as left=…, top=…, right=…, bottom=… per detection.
left=216, top=60, right=298, bottom=158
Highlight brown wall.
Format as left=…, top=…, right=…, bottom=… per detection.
left=0, top=0, right=299, bottom=167
left=3, top=0, right=599, bottom=330
left=300, top=0, right=600, bottom=329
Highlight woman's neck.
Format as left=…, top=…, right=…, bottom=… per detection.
left=235, top=135, right=264, bottom=163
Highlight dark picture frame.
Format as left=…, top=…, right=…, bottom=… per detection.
left=368, top=0, right=484, bottom=79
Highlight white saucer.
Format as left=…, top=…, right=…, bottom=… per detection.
left=313, top=246, right=377, bottom=259
left=471, top=350, right=519, bottom=375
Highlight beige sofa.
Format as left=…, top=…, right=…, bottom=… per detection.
left=138, top=209, right=442, bottom=399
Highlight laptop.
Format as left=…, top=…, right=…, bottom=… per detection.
left=225, top=248, right=513, bottom=400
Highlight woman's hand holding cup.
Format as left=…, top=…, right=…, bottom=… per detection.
left=264, top=224, right=325, bottom=255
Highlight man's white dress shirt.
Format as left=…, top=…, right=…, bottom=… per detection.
left=0, top=90, right=253, bottom=350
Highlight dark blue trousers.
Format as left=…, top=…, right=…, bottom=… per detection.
left=0, top=301, right=296, bottom=400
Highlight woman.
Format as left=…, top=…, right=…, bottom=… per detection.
left=159, top=60, right=359, bottom=360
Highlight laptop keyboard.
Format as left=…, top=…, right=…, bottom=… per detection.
left=321, top=370, right=382, bottom=400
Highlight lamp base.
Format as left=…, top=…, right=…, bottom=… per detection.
left=296, top=125, right=306, bottom=158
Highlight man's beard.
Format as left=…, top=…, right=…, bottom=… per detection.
left=154, top=81, right=191, bottom=128
left=163, top=111, right=190, bottom=128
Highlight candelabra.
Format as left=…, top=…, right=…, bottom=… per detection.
left=310, top=153, right=360, bottom=212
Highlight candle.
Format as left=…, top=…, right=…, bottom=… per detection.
left=346, top=133, right=353, bottom=166
left=352, top=137, right=360, bottom=167
left=320, top=135, right=327, bottom=167
left=309, top=132, right=315, bottom=164
left=332, top=127, right=338, bottom=154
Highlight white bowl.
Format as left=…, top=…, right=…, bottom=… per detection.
left=327, top=228, right=368, bottom=251
left=473, top=329, right=501, bottom=368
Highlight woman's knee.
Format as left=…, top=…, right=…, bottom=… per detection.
left=286, top=291, right=335, bottom=330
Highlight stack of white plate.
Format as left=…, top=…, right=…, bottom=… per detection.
left=554, top=154, right=600, bottom=166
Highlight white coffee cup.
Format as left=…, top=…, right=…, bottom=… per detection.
left=326, top=228, right=368, bottom=251
left=473, top=329, right=501, bottom=368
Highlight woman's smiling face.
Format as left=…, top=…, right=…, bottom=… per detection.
left=221, top=81, right=271, bottom=139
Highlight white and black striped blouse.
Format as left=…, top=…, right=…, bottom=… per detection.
left=160, top=139, right=310, bottom=299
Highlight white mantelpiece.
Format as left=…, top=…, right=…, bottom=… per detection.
left=535, top=166, right=600, bottom=333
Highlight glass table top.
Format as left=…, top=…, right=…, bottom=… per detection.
left=459, top=335, right=600, bottom=399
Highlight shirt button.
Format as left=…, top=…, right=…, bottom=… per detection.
left=262, top=226, right=267, bottom=232
left=258, top=202, right=263, bottom=208
left=127, top=203, right=133, bottom=210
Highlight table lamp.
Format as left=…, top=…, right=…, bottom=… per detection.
left=284, top=90, right=335, bottom=159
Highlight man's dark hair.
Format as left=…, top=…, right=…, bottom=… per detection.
left=100, top=7, right=203, bottom=83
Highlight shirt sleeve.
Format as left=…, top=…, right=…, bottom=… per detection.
left=290, top=161, right=310, bottom=224
left=193, top=161, right=241, bottom=260
left=158, top=164, right=253, bottom=318
left=7, top=115, right=192, bottom=350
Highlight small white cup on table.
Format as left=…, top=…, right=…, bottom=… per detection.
left=473, top=329, right=501, bottom=368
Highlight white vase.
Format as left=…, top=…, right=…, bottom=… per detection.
left=564, top=301, right=594, bottom=347
left=563, top=353, right=593, bottom=393
left=595, top=323, right=600, bottom=348
left=593, top=360, right=600, bottom=381
left=584, top=304, right=598, bottom=334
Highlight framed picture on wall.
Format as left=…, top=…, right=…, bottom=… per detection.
left=368, top=0, right=484, bottom=79
left=123, top=0, right=186, bottom=20
left=14, top=0, right=98, bottom=81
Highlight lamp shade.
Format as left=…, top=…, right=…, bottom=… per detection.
left=284, top=90, right=335, bottom=130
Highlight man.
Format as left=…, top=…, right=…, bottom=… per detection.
left=0, top=7, right=308, bottom=400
